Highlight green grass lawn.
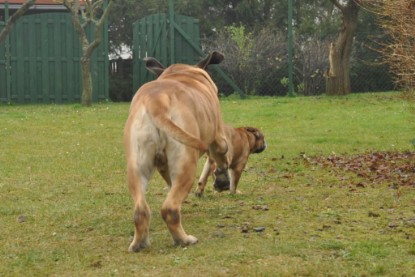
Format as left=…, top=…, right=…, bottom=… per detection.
left=1, top=93, right=414, bottom=276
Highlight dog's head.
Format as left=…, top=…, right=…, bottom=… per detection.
left=244, top=127, right=266, bottom=154
left=144, top=51, right=224, bottom=77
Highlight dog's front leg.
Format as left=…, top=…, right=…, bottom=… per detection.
left=229, top=168, right=242, bottom=194
left=195, top=156, right=214, bottom=197
left=229, top=161, right=247, bottom=194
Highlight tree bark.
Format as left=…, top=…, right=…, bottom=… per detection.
left=64, top=0, right=113, bottom=106
left=0, top=0, right=35, bottom=43
left=326, top=0, right=360, bottom=95
left=81, top=56, right=93, bottom=106
left=66, top=1, right=93, bottom=106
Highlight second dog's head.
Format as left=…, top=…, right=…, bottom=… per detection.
left=244, top=127, right=266, bottom=154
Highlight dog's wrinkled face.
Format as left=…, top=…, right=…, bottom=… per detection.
left=245, top=127, right=266, bottom=154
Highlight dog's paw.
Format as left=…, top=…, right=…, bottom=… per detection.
left=195, top=184, right=205, bottom=197
left=229, top=189, right=242, bottom=195
left=128, top=238, right=150, bottom=253
left=185, top=235, right=198, bottom=245
left=174, top=235, right=198, bottom=247
left=128, top=239, right=150, bottom=253
left=195, top=190, right=204, bottom=197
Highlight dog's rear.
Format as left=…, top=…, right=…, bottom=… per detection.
left=124, top=52, right=230, bottom=252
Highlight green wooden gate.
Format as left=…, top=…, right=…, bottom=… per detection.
left=133, top=13, right=201, bottom=91
left=132, top=13, right=242, bottom=95
left=0, top=12, right=108, bottom=104
left=133, top=13, right=166, bottom=91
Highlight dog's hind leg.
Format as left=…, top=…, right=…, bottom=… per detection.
left=127, top=166, right=152, bottom=252
left=127, top=157, right=154, bottom=252
left=161, top=154, right=198, bottom=246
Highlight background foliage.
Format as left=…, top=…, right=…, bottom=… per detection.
left=370, top=0, right=415, bottom=114
left=108, top=0, right=394, bottom=99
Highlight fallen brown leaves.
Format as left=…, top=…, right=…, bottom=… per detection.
left=304, top=151, right=415, bottom=187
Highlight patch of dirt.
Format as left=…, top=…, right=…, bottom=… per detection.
left=304, top=151, right=415, bottom=187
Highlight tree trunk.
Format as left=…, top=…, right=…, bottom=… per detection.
left=80, top=55, right=93, bottom=106
left=326, top=0, right=360, bottom=95
left=64, top=0, right=113, bottom=106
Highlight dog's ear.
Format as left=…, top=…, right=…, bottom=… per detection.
left=144, top=57, right=165, bottom=77
left=196, top=51, right=224, bottom=70
left=245, top=127, right=260, bottom=138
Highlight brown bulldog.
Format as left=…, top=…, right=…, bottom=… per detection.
left=196, top=125, right=266, bottom=196
left=124, top=52, right=230, bottom=252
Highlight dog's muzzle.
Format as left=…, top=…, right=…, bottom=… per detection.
left=255, top=142, right=267, bottom=153
left=213, top=167, right=230, bottom=192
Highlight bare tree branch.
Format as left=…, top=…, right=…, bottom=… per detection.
left=87, top=0, right=113, bottom=56
left=329, top=0, right=344, bottom=12
left=371, top=0, right=415, bottom=91
left=0, top=0, right=36, bottom=43
left=91, top=0, right=104, bottom=13
left=62, top=0, right=113, bottom=106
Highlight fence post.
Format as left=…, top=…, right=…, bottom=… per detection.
left=169, top=0, right=175, bottom=65
left=5, top=0, right=11, bottom=102
left=104, top=0, right=109, bottom=100
left=287, top=0, right=295, bottom=97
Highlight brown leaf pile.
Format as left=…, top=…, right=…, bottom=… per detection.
left=305, top=151, right=415, bottom=187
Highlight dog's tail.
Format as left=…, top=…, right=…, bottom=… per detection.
left=151, top=113, right=208, bottom=152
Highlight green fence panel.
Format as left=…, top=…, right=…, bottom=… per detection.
left=1, top=12, right=108, bottom=104
left=133, top=13, right=167, bottom=92
left=132, top=13, right=242, bottom=96
left=174, top=14, right=200, bottom=65
left=132, top=13, right=202, bottom=92
left=0, top=20, right=7, bottom=102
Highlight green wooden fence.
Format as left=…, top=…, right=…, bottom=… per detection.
left=0, top=18, right=8, bottom=102
left=133, top=13, right=167, bottom=92
left=0, top=11, right=108, bottom=104
left=133, top=13, right=201, bottom=91
left=132, top=12, right=242, bottom=95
